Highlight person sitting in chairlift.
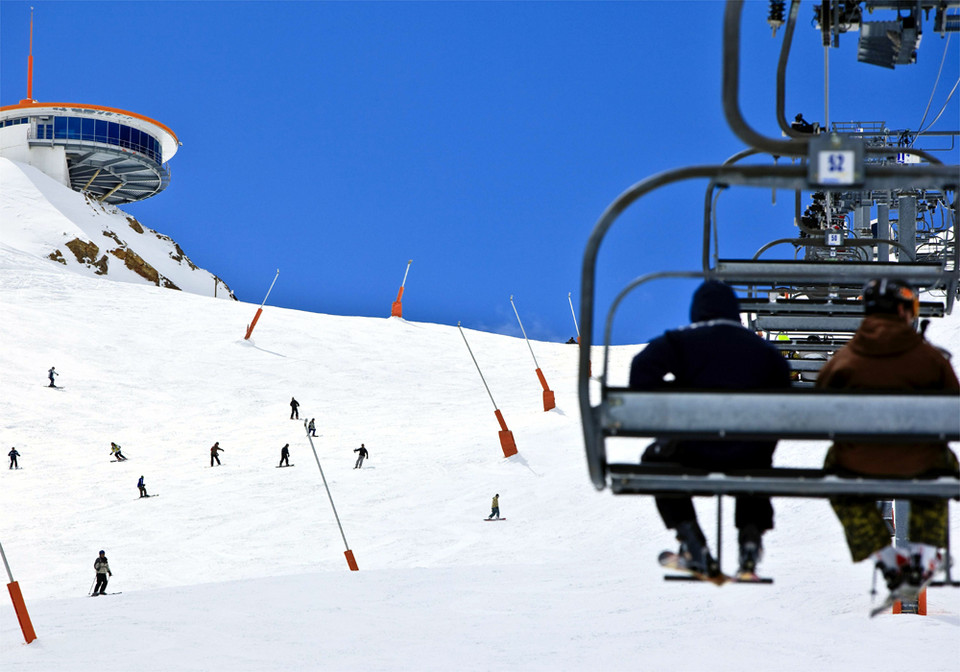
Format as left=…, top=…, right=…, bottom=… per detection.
left=816, top=278, right=959, bottom=600
left=630, top=280, right=792, bottom=578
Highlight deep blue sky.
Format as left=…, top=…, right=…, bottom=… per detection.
left=2, top=1, right=957, bottom=344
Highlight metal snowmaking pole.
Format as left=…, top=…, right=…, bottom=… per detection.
left=567, top=292, right=580, bottom=342
left=304, top=426, right=359, bottom=571
left=0, top=540, right=36, bottom=643
left=509, top=295, right=556, bottom=411
left=458, top=322, right=518, bottom=458
left=391, top=259, right=413, bottom=318
left=569, top=291, right=591, bottom=377
left=244, top=268, right=280, bottom=340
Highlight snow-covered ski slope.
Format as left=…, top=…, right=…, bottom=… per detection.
left=0, top=158, right=233, bottom=299
left=1, top=244, right=958, bottom=671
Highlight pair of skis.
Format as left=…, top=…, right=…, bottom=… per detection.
left=658, top=551, right=771, bottom=586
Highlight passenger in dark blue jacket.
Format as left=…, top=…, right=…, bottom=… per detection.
left=630, top=280, right=791, bottom=577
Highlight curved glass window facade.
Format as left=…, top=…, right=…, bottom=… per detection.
left=45, top=116, right=162, bottom=164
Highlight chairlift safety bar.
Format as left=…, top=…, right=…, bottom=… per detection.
left=578, top=162, right=959, bottom=493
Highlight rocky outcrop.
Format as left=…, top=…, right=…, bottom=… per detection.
left=64, top=238, right=109, bottom=274
left=168, top=241, right=199, bottom=270
left=108, top=246, right=181, bottom=290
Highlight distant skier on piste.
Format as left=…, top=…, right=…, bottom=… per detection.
left=279, top=443, right=290, bottom=467
left=137, top=475, right=148, bottom=498
left=290, top=397, right=300, bottom=420
left=110, top=442, right=128, bottom=461
left=307, top=418, right=317, bottom=437
left=487, top=494, right=500, bottom=520
left=210, top=442, right=224, bottom=467
left=92, top=550, right=112, bottom=596
left=9, top=447, right=20, bottom=469
left=353, top=444, right=368, bottom=469
left=48, top=366, right=58, bottom=387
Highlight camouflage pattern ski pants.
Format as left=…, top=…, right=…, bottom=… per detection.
left=825, top=447, right=958, bottom=563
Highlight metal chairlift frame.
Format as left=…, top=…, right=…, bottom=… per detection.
left=578, top=1, right=960, bottom=499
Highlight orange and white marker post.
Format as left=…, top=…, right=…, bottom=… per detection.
left=244, top=269, right=280, bottom=340
left=391, top=260, right=413, bottom=318
left=1, top=540, right=36, bottom=644
left=510, top=295, right=555, bottom=412
left=304, top=425, right=359, bottom=571
left=568, top=292, right=590, bottom=377
left=458, top=322, right=518, bottom=458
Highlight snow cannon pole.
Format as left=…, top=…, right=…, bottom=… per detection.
left=244, top=268, right=280, bottom=340
left=391, top=259, right=412, bottom=318
left=458, top=322, right=518, bottom=457
left=0, top=540, right=36, bottom=644
left=304, top=427, right=359, bottom=570
left=568, top=292, right=590, bottom=377
left=510, top=296, right=555, bottom=412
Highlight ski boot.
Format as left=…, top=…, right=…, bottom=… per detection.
left=736, top=525, right=764, bottom=579
left=675, top=520, right=721, bottom=578
left=901, top=544, right=943, bottom=599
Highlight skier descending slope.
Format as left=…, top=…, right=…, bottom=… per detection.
left=92, top=550, right=112, bottom=596
left=486, top=494, right=501, bottom=520
left=353, top=444, right=368, bottom=469
left=816, top=279, right=960, bottom=612
left=110, top=442, right=128, bottom=461
left=210, top=442, right=225, bottom=467
left=630, top=281, right=792, bottom=581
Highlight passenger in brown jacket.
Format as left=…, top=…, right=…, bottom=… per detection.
left=817, top=278, right=959, bottom=596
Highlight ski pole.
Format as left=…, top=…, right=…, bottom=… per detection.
left=89, top=577, right=96, bottom=596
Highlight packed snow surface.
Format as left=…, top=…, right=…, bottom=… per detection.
left=1, top=241, right=959, bottom=671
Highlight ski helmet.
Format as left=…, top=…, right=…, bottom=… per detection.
left=861, top=278, right=918, bottom=316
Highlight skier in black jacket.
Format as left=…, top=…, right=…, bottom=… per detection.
left=8, top=447, right=20, bottom=469
left=630, top=280, right=792, bottom=577
left=353, top=444, right=369, bottom=469
left=279, top=444, right=290, bottom=467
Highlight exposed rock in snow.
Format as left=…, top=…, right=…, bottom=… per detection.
left=0, top=156, right=235, bottom=299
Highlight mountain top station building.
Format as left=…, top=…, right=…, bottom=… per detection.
left=0, top=13, right=179, bottom=205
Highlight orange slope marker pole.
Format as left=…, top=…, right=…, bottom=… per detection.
left=305, top=426, right=359, bottom=570
left=568, top=292, right=590, bottom=377
left=509, top=295, right=555, bottom=411
left=1, top=540, right=36, bottom=644
left=391, top=259, right=413, bottom=318
left=458, top=322, right=518, bottom=458
left=244, top=268, right=280, bottom=340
